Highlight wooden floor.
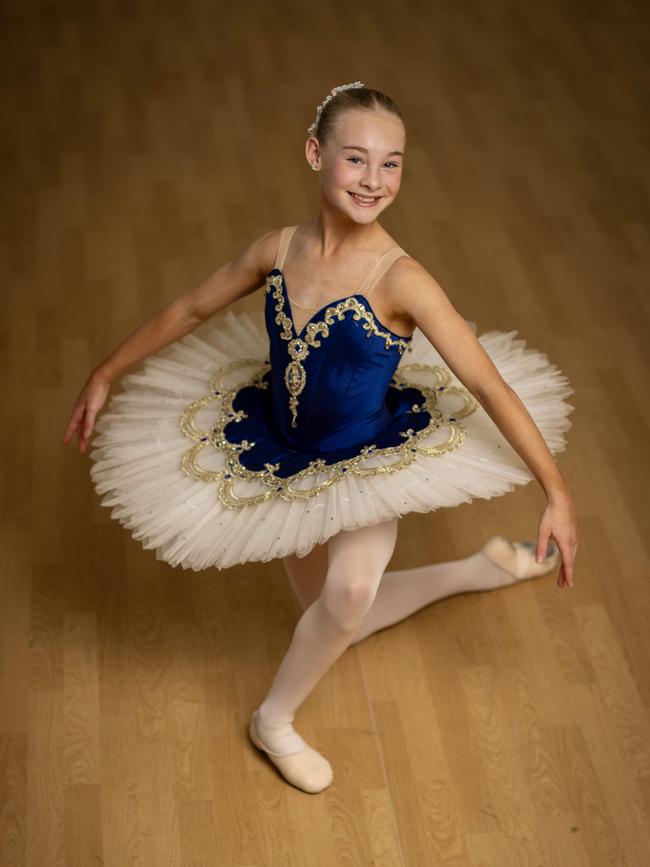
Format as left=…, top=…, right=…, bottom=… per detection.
left=2, top=1, right=649, bottom=864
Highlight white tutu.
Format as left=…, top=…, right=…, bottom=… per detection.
left=89, top=308, right=575, bottom=570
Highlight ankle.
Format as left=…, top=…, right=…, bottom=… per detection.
left=256, top=702, right=294, bottom=729
left=252, top=708, right=309, bottom=756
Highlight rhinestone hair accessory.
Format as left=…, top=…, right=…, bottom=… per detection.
left=306, top=81, right=365, bottom=137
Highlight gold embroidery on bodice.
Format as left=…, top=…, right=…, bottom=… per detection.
left=266, top=271, right=413, bottom=428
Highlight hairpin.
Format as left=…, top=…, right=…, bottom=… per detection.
left=306, top=81, right=365, bottom=137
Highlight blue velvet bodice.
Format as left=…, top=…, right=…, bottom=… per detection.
left=222, top=268, right=432, bottom=478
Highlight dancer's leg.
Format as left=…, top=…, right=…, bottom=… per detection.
left=347, top=541, right=545, bottom=645
left=284, top=534, right=558, bottom=647
left=283, top=539, right=329, bottom=611
left=254, top=517, right=399, bottom=756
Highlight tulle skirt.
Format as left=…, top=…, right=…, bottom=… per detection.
left=89, top=308, right=575, bottom=570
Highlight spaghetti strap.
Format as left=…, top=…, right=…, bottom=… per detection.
left=359, top=246, right=410, bottom=297
left=276, top=227, right=409, bottom=301
left=274, top=225, right=299, bottom=271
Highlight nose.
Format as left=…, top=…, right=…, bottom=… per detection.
left=360, top=166, right=381, bottom=191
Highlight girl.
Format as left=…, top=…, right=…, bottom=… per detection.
left=63, top=82, right=578, bottom=795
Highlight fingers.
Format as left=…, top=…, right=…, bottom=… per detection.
left=556, top=562, right=567, bottom=589
left=79, top=426, right=93, bottom=454
left=81, top=410, right=97, bottom=454
left=556, top=538, right=577, bottom=589
left=75, top=406, right=91, bottom=454
left=536, top=530, right=551, bottom=564
left=62, top=403, right=86, bottom=446
left=66, top=377, right=110, bottom=453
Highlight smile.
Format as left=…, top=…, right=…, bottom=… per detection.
left=348, top=192, right=382, bottom=207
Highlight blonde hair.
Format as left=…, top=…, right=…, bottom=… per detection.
left=306, top=83, right=402, bottom=145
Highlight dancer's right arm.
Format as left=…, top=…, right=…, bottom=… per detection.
left=63, top=227, right=281, bottom=454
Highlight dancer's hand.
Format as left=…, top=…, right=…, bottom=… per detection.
left=537, top=490, right=578, bottom=589
left=62, top=371, right=111, bottom=455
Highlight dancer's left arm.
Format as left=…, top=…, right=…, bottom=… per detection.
left=392, top=260, right=578, bottom=589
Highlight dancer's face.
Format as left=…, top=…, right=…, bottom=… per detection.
left=306, top=109, right=405, bottom=223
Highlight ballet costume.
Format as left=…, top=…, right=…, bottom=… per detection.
left=89, top=224, right=574, bottom=793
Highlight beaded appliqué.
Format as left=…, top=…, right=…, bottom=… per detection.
left=178, top=358, right=479, bottom=510
left=266, top=272, right=413, bottom=428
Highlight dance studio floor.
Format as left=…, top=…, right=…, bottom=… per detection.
left=1, top=1, right=649, bottom=864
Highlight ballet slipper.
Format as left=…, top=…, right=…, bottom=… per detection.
left=480, top=535, right=560, bottom=581
left=249, top=709, right=334, bottom=794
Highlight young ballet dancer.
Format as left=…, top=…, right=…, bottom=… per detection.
left=64, top=82, right=577, bottom=794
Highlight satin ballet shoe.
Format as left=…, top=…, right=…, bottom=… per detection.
left=480, top=535, right=560, bottom=581
left=249, top=709, right=334, bottom=794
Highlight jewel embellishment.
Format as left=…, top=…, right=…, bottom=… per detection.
left=266, top=272, right=412, bottom=428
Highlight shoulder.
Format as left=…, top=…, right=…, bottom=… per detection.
left=388, top=253, right=429, bottom=283
left=384, top=254, right=455, bottom=323
left=233, top=225, right=290, bottom=279
left=388, top=253, right=441, bottom=289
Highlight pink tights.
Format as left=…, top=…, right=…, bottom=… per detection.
left=254, top=518, right=529, bottom=757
